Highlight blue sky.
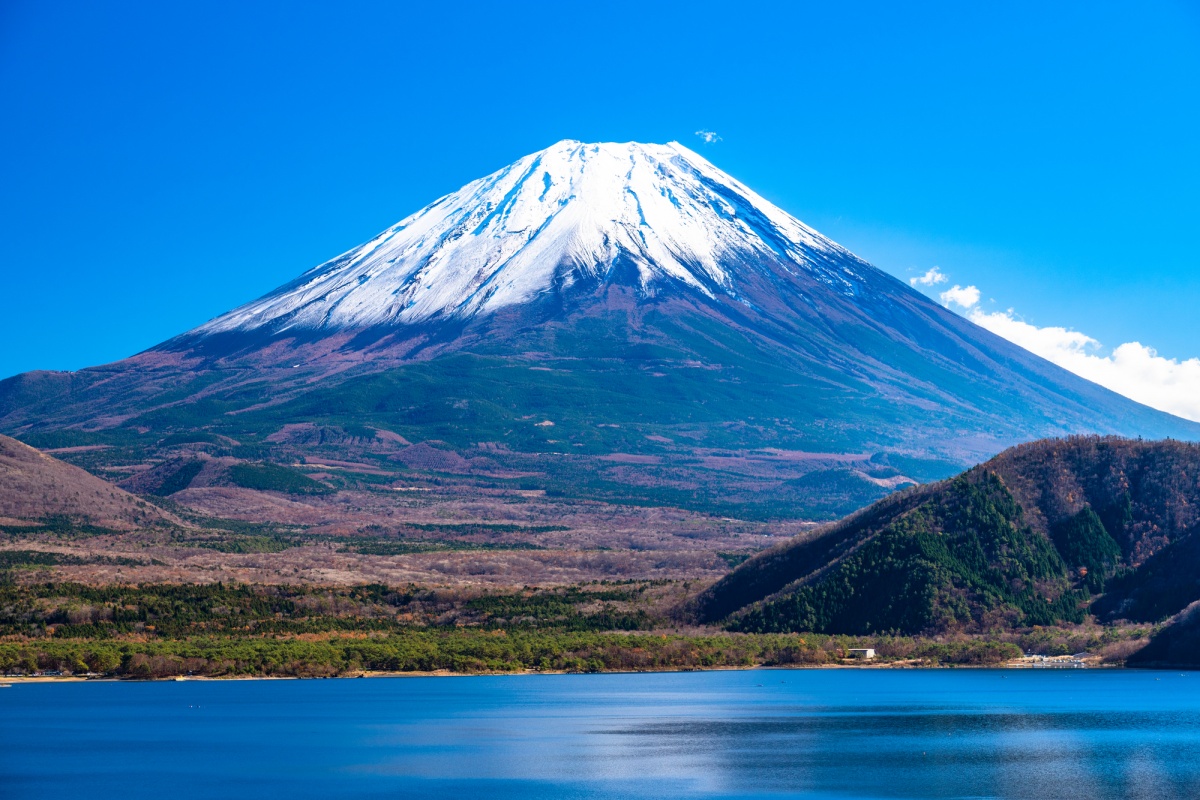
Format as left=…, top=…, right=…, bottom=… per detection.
left=3, top=1, right=1198, bottom=406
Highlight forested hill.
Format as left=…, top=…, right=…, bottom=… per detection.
left=695, top=437, right=1200, bottom=636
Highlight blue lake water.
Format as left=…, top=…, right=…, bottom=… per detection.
left=2, top=669, right=1198, bottom=799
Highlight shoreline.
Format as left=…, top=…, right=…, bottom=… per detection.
left=0, top=659, right=1128, bottom=684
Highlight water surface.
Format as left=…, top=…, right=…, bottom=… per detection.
left=2, top=669, right=1197, bottom=799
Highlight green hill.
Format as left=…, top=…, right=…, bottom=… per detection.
left=697, top=437, right=1200, bottom=635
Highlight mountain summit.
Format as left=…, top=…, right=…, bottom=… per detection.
left=2, top=140, right=1198, bottom=519
left=197, top=140, right=860, bottom=336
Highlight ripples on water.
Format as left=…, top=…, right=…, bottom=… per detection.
left=2, top=669, right=1197, bottom=799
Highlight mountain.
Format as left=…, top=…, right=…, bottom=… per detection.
left=696, top=437, right=1200, bottom=634
left=1128, top=602, right=1200, bottom=667
left=192, top=140, right=857, bottom=336
left=2, top=141, right=1198, bottom=520
left=0, top=434, right=177, bottom=531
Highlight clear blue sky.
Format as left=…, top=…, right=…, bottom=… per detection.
left=2, top=0, right=1197, bottom=380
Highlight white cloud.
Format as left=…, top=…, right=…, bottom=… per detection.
left=939, top=284, right=981, bottom=309
left=694, top=129, right=722, bottom=144
left=965, top=307, right=1200, bottom=423
left=910, top=266, right=948, bottom=287
left=913, top=269, right=1200, bottom=422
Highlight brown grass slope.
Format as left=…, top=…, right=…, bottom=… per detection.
left=0, top=434, right=176, bottom=530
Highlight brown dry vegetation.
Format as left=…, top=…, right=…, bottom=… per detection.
left=0, top=431, right=815, bottom=587
left=0, top=435, right=178, bottom=529
left=0, top=538, right=733, bottom=587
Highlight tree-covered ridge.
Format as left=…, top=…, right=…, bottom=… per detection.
left=691, top=485, right=939, bottom=624
left=980, top=437, right=1200, bottom=563
left=1051, top=507, right=1122, bottom=592
left=701, top=438, right=1200, bottom=636
left=731, top=475, right=1087, bottom=634
left=227, top=462, right=334, bottom=495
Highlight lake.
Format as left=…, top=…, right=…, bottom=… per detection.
left=2, top=669, right=1197, bottom=799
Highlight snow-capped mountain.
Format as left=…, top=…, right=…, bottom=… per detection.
left=3, top=139, right=1198, bottom=492
left=197, top=140, right=862, bottom=335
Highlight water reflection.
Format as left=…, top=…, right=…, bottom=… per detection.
left=583, top=688, right=1200, bottom=798
left=1, top=670, right=1198, bottom=799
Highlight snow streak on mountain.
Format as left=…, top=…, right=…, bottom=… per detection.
left=199, top=140, right=864, bottom=334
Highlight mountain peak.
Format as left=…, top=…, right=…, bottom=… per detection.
left=8, top=143, right=1200, bottom=494
left=196, top=140, right=863, bottom=336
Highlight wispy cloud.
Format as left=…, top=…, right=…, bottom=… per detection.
left=910, top=266, right=948, bottom=287
left=694, top=129, right=722, bottom=144
left=922, top=272, right=1200, bottom=422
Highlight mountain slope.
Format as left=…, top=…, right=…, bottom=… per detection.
left=1, top=142, right=1198, bottom=520
left=0, top=434, right=177, bottom=530
left=696, top=437, right=1200, bottom=633
left=1128, top=602, right=1200, bottom=667
left=194, top=140, right=858, bottom=334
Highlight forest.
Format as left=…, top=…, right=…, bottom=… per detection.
left=0, top=580, right=1034, bottom=678
left=702, top=438, right=1200, bottom=650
